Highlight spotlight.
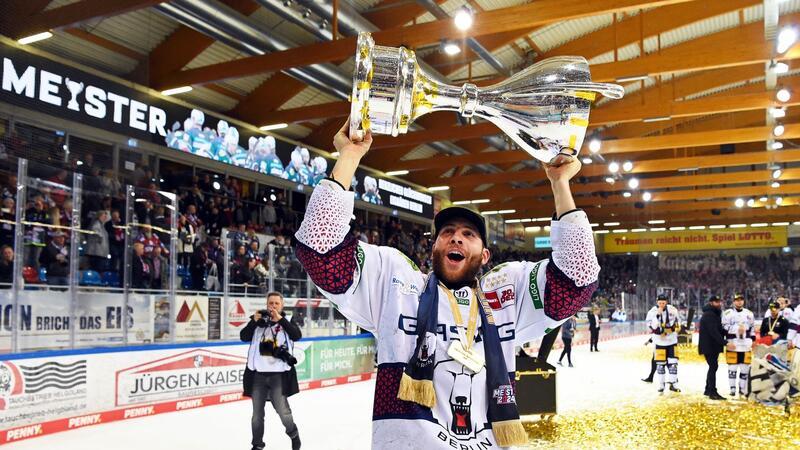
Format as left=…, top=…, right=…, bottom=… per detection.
left=774, top=62, right=790, bottom=74
left=608, top=162, right=620, bottom=173
left=623, top=192, right=632, bottom=198
left=735, top=198, right=745, bottom=208
left=770, top=107, right=786, bottom=118
left=772, top=141, right=784, bottom=150
left=589, top=139, right=601, bottom=153
left=442, top=41, right=461, bottom=56
left=642, top=191, right=652, bottom=202
left=777, top=88, right=791, bottom=102
left=777, top=27, right=798, bottom=53
left=746, top=198, right=755, bottom=207
left=776, top=196, right=784, bottom=205
left=605, top=177, right=615, bottom=184
left=581, top=157, right=592, bottom=164
left=622, top=161, right=633, bottom=172
left=772, top=181, right=781, bottom=188
left=773, top=169, right=782, bottom=179
left=454, top=7, right=474, bottom=31
left=628, top=178, right=639, bottom=189
left=773, top=124, right=785, bottom=136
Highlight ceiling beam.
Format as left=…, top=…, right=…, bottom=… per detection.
left=10, top=0, right=162, bottom=39
left=153, top=0, right=695, bottom=90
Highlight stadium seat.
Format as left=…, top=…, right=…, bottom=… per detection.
left=38, top=267, right=47, bottom=283
left=80, top=270, right=103, bottom=286
left=23, top=266, right=40, bottom=284
left=101, top=271, right=121, bottom=287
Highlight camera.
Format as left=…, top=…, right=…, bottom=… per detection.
left=259, top=339, right=297, bottom=366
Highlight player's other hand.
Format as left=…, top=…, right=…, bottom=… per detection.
left=544, top=157, right=581, bottom=184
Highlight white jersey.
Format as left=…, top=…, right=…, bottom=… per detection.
left=722, top=308, right=755, bottom=352
left=763, top=307, right=793, bottom=320
left=295, top=180, right=599, bottom=450
left=788, top=307, right=800, bottom=347
left=646, top=305, right=680, bottom=346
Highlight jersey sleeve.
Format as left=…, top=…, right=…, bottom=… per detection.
left=511, top=209, right=600, bottom=344
left=788, top=309, right=800, bottom=345
left=294, top=179, right=407, bottom=334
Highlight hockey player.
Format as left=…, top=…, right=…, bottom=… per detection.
left=722, top=294, right=755, bottom=397
left=788, top=303, right=800, bottom=349
left=294, top=121, right=599, bottom=449
left=646, top=295, right=681, bottom=393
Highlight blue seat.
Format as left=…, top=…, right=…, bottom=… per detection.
left=80, top=270, right=103, bottom=286
left=101, top=271, right=121, bottom=287
left=38, top=267, right=47, bottom=283
left=181, top=273, right=193, bottom=290
left=176, top=264, right=187, bottom=277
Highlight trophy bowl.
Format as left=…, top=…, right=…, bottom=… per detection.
left=350, top=32, right=624, bottom=165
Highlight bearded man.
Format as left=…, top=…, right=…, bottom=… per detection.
left=294, top=121, right=599, bottom=449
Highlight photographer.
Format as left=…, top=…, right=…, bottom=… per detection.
left=241, top=292, right=302, bottom=450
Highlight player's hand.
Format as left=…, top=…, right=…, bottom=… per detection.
left=334, top=120, right=373, bottom=161
left=544, top=158, right=581, bottom=184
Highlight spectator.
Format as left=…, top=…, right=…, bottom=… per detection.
left=0, top=244, right=13, bottom=285
left=231, top=257, right=257, bottom=293
left=190, top=243, right=210, bottom=291
left=150, top=246, right=168, bottom=290
left=24, top=195, right=49, bottom=266
left=1, top=197, right=14, bottom=248
left=106, top=209, right=125, bottom=274
left=39, top=231, right=69, bottom=286
left=178, top=214, right=196, bottom=268
left=260, top=199, right=276, bottom=226
left=85, top=210, right=110, bottom=272
left=137, top=228, right=164, bottom=257
left=131, top=242, right=152, bottom=290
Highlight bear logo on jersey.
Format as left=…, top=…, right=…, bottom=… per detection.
left=448, top=366, right=476, bottom=436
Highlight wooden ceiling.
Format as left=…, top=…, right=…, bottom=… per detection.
left=2, top=0, right=800, bottom=231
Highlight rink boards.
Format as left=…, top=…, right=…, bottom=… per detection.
left=0, top=335, right=376, bottom=445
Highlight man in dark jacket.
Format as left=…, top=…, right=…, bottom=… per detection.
left=240, top=292, right=302, bottom=450
left=699, top=295, right=726, bottom=400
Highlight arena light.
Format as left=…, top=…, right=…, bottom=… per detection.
left=650, top=227, right=666, bottom=232
left=651, top=251, right=659, bottom=256
left=730, top=223, right=747, bottom=228
left=498, top=209, right=516, bottom=214
left=773, top=62, right=790, bottom=74
left=505, top=219, right=521, bottom=223
left=161, top=86, right=193, bottom=96
left=605, top=177, right=616, bottom=184
left=608, top=162, right=620, bottom=173
left=689, top=226, right=706, bottom=230
left=471, top=199, right=490, bottom=204
left=773, top=169, right=783, bottom=179
left=589, top=139, right=602, bottom=153
left=771, top=141, right=784, bottom=150
left=622, top=161, right=633, bottom=172
left=760, top=196, right=768, bottom=202
left=212, top=181, right=221, bottom=191
left=669, top=226, right=686, bottom=231
left=770, top=107, right=787, bottom=118
left=603, top=222, right=620, bottom=226
left=615, top=75, right=650, bottom=83
left=794, top=221, right=800, bottom=225
left=543, top=225, right=551, bottom=232
left=773, top=222, right=790, bottom=226
left=776, top=196, right=784, bottom=205
left=428, top=186, right=450, bottom=191
left=631, top=228, right=646, bottom=232
left=589, top=223, right=599, bottom=227
left=709, top=225, right=726, bottom=229
left=452, top=200, right=471, bottom=205
left=746, top=198, right=756, bottom=207
left=627, top=178, right=639, bottom=189
left=777, top=27, right=798, bottom=53
left=18, top=31, right=53, bottom=45
left=525, top=226, right=542, bottom=232
left=442, top=41, right=461, bottom=56
left=481, top=210, right=498, bottom=215
left=521, top=219, right=533, bottom=223
left=454, top=7, right=474, bottom=31
left=622, top=192, right=632, bottom=198
left=735, top=198, right=745, bottom=208
left=642, top=191, right=652, bottom=202
left=777, top=88, right=792, bottom=102
left=642, top=115, right=671, bottom=123
left=594, top=230, right=610, bottom=234
left=772, top=181, right=781, bottom=188
left=773, top=124, right=785, bottom=136
left=751, top=223, right=768, bottom=227
left=260, top=123, right=289, bottom=131
left=648, top=219, right=665, bottom=224
left=612, top=229, right=628, bottom=233
left=581, top=157, right=593, bottom=164
left=533, top=217, right=551, bottom=221
left=386, top=170, right=409, bottom=176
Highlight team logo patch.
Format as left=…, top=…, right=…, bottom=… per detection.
left=454, top=287, right=471, bottom=306
left=416, top=332, right=437, bottom=367
left=492, top=384, right=516, bottom=405
left=484, top=285, right=515, bottom=310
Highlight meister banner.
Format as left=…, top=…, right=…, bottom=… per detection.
left=604, top=227, right=788, bottom=253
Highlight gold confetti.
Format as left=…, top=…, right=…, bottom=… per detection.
left=623, top=343, right=710, bottom=365
left=523, top=396, right=800, bottom=449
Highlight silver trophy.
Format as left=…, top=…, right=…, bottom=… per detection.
left=350, top=32, right=624, bottom=165
left=65, top=78, right=84, bottom=112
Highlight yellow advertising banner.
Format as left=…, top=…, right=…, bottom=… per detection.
left=603, top=227, right=788, bottom=253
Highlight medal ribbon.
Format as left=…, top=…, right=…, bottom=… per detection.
left=441, top=282, right=479, bottom=352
